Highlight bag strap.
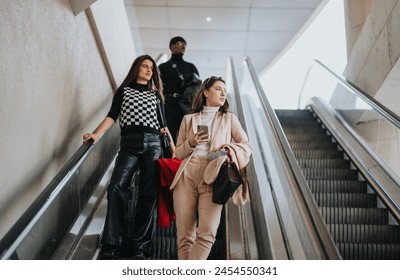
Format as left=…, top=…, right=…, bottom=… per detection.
left=169, top=60, right=184, bottom=81
left=156, top=97, right=167, bottom=128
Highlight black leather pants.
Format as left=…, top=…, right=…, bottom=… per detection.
left=102, top=132, right=162, bottom=256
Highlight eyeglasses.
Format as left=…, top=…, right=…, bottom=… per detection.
left=204, top=76, right=223, bottom=87
left=175, top=41, right=186, bottom=47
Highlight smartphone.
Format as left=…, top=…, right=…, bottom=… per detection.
left=197, top=125, right=208, bottom=136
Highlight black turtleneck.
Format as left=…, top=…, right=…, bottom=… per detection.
left=170, top=53, right=184, bottom=63
left=158, top=54, right=199, bottom=95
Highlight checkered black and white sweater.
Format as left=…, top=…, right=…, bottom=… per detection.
left=107, top=83, right=163, bottom=136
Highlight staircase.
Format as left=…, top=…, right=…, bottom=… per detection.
left=276, top=109, right=400, bottom=260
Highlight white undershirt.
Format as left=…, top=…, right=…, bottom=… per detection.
left=194, top=106, right=219, bottom=158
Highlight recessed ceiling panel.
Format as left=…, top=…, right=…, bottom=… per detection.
left=166, top=30, right=247, bottom=52
left=125, top=0, right=323, bottom=76
left=249, top=8, right=315, bottom=31
left=126, top=0, right=166, bottom=6
left=168, top=7, right=249, bottom=30
left=134, top=7, right=169, bottom=28
left=167, top=0, right=252, bottom=8
left=139, top=29, right=171, bottom=49
left=251, top=0, right=323, bottom=9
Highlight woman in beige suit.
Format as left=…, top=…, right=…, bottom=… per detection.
left=169, top=76, right=252, bottom=260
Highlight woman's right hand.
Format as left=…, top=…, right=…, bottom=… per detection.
left=82, top=133, right=98, bottom=144
left=188, top=131, right=209, bottom=147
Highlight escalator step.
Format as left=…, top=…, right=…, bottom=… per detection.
left=293, top=149, right=343, bottom=159
left=151, top=236, right=177, bottom=260
left=320, top=207, right=388, bottom=225
left=303, top=168, right=358, bottom=180
left=275, top=109, right=315, bottom=119
left=327, top=224, right=400, bottom=243
left=336, top=243, right=400, bottom=260
left=282, top=127, right=325, bottom=134
left=279, top=119, right=321, bottom=127
left=313, top=193, right=377, bottom=207
left=298, top=158, right=350, bottom=169
left=308, top=179, right=367, bottom=193
left=288, top=141, right=337, bottom=150
left=285, top=133, right=330, bottom=142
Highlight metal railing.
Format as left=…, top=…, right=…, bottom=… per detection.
left=0, top=125, right=119, bottom=259
left=241, top=56, right=341, bottom=259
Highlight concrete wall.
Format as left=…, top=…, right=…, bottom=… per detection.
left=0, top=0, right=136, bottom=239
left=341, top=0, right=400, bottom=178
left=343, top=0, right=400, bottom=97
left=343, top=0, right=374, bottom=57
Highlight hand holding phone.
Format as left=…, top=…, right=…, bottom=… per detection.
left=197, top=125, right=208, bottom=136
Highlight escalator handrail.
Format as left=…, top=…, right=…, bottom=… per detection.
left=0, top=139, right=94, bottom=257
left=244, top=56, right=341, bottom=259
left=298, top=59, right=400, bottom=129
left=227, top=56, right=252, bottom=259
left=0, top=53, right=170, bottom=258
left=308, top=97, right=400, bottom=222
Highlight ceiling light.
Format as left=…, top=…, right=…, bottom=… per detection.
left=206, top=17, right=212, bottom=22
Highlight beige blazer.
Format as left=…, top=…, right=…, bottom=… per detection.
left=170, top=111, right=252, bottom=205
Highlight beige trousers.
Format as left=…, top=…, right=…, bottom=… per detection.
left=173, top=156, right=223, bottom=260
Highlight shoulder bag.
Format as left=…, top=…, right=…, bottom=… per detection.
left=212, top=150, right=243, bottom=205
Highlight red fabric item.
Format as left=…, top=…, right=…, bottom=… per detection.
left=157, top=157, right=182, bottom=227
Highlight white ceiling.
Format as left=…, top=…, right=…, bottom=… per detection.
left=124, top=0, right=326, bottom=80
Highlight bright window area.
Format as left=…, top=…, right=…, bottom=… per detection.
left=258, top=0, right=347, bottom=109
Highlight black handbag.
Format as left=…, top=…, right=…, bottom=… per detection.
left=212, top=160, right=242, bottom=205
left=170, top=62, right=201, bottom=114
left=179, top=73, right=201, bottom=114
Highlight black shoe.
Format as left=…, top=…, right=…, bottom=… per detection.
left=132, top=250, right=147, bottom=260
left=99, top=245, right=120, bottom=260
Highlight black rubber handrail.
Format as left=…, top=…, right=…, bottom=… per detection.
left=0, top=139, right=94, bottom=258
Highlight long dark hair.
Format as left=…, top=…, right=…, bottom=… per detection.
left=116, top=54, right=164, bottom=101
left=191, top=76, right=229, bottom=114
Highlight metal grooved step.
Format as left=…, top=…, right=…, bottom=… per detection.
left=150, top=213, right=227, bottom=260
left=276, top=109, right=400, bottom=260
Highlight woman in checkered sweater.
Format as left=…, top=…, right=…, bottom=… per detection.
left=83, top=54, right=174, bottom=260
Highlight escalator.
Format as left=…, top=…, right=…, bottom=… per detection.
left=2, top=57, right=400, bottom=261
left=275, top=109, right=400, bottom=259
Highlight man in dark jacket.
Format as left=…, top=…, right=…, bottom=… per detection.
left=159, top=36, right=200, bottom=149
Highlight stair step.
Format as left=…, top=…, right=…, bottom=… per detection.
left=285, top=133, right=330, bottom=142
left=320, top=207, right=388, bottom=225
left=303, top=168, right=358, bottom=180
left=308, top=180, right=367, bottom=193
left=313, top=193, right=377, bottom=207
left=283, top=127, right=324, bottom=134
left=275, top=109, right=315, bottom=119
left=280, top=119, right=321, bottom=127
left=293, top=149, right=344, bottom=159
left=336, top=243, right=400, bottom=260
left=289, top=141, right=337, bottom=150
left=327, top=224, right=400, bottom=243
left=298, top=158, right=350, bottom=169
left=151, top=236, right=177, bottom=260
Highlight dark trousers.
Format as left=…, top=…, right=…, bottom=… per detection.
left=165, top=98, right=184, bottom=145
left=102, top=132, right=162, bottom=256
